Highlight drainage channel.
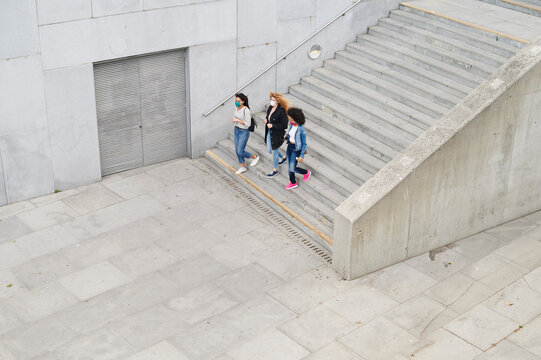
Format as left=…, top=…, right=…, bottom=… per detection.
left=195, top=158, right=333, bottom=264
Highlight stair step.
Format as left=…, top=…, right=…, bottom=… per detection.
left=377, top=17, right=508, bottom=68
left=370, top=22, right=499, bottom=77
left=334, top=50, right=461, bottom=108
left=300, top=76, right=425, bottom=138
left=217, top=139, right=337, bottom=225
left=324, top=58, right=449, bottom=118
left=308, top=122, right=388, bottom=173
left=517, top=0, right=541, bottom=7
left=251, top=115, right=376, bottom=184
left=289, top=84, right=412, bottom=151
left=346, top=42, right=472, bottom=98
left=478, top=0, right=541, bottom=17
left=283, top=93, right=400, bottom=162
left=247, top=121, right=361, bottom=197
left=206, top=147, right=334, bottom=246
left=399, top=4, right=526, bottom=50
left=312, top=66, right=439, bottom=126
left=356, top=34, right=486, bottom=88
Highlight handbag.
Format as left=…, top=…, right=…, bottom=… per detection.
left=244, top=107, right=257, bottom=132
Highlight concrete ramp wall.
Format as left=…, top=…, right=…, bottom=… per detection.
left=333, top=36, right=541, bottom=280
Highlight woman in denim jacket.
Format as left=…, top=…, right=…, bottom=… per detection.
left=284, top=107, right=311, bottom=190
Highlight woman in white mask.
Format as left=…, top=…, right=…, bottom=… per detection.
left=264, top=92, right=289, bottom=177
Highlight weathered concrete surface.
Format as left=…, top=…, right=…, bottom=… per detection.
left=333, top=36, right=541, bottom=279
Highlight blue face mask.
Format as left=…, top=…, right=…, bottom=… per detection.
left=235, top=101, right=241, bottom=107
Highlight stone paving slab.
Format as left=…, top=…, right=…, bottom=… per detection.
left=0, top=216, right=32, bottom=244
left=339, top=317, right=417, bottom=360
left=406, top=328, right=482, bottom=360
left=474, top=340, right=539, bottom=360
left=2, top=282, right=79, bottom=323
left=444, top=304, right=519, bottom=350
left=227, top=328, right=310, bottom=360
left=0, top=157, right=540, bottom=359
left=125, top=340, right=190, bottom=360
left=16, top=201, right=78, bottom=231
left=61, top=183, right=122, bottom=215
left=507, top=315, right=541, bottom=357
left=304, top=341, right=364, bottom=360
left=365, top=262, right=437, bottom=302
left=58, top=261, right=131, bottom=301
left=279, top=305, right=356, bottom=352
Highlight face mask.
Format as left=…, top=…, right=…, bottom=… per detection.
left=235, top=101, right=241, bottom=107
left=290, top=121, right=295, bottom=126
left=269, top=100, right=276, bottom=107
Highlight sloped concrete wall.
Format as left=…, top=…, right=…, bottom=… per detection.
left=333, top=37, right=541, bottom=280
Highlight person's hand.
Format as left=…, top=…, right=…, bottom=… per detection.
left=297, top=157, right=303, bottom=163
left=264, top=118, right=268, bottom=124
left=232, top=117, right=237, bottom=123
left=267, top=124, right=272, bottom=128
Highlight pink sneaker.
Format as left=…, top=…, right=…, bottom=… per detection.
left=285, top=182, right=298, bottom=190
left=303, top=170, right=311, bottom=182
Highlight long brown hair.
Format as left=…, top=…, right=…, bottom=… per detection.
left=269, top=91, right=290, bottom=113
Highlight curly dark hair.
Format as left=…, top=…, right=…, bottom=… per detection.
left=287, top=107, right=305, bottom=125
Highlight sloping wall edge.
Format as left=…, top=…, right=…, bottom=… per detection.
left=333, top=35, right=541, bottom=279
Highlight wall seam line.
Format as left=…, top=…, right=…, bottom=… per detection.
left=35, top=0, right=57, bottom=193
left=0, top=147, right=8, bottom=204
left=502, top=93, right=525, bottom=218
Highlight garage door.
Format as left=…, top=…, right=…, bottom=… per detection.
left=94, top=50, right=188, bottom=176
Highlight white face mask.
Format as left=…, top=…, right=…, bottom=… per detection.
left=269, top=100, right=276, bottom=107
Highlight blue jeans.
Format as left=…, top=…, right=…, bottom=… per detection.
left=286, top=142, right=307, bottom=184
left=266, top=131, right=284, bottom=169
left=234, top=127, right=252, bottom=165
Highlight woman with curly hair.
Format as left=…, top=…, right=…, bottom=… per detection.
left=284, top=107, right=310, bottom=189
left=264, top=92, right=289, bottom=177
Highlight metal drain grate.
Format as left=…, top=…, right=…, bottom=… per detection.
left=196, top=158, right=332, bottom=264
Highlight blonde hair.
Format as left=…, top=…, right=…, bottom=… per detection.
left=269, top=92, right=290, bottom=113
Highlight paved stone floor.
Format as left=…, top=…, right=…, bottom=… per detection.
left=0, top=158, right=541, bottom=360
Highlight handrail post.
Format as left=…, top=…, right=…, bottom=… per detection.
left=203, top=0, right=363, bottom=117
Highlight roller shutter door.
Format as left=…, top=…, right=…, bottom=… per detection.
left=94, top=50, right=187, bottom=176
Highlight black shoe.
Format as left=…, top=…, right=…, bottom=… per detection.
left=266, top=170, right=278, bottom=178
left=278, top=157, right=287, bottom=166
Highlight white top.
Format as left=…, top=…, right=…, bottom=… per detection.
left=233, top=107, right=252, bottom=130
left=288, top=125, right=298, bottom=143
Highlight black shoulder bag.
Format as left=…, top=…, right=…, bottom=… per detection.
left=244, top=107, right=257, bottom=132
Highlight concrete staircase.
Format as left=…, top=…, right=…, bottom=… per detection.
left=206, top=3, right=525, bottom=250
left=479, top=0, right=541, bottom=17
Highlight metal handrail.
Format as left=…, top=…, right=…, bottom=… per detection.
left=203, top=0, right=363, bottom=117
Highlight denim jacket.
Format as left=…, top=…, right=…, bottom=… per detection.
left=286, top=124, right=307, bottom=158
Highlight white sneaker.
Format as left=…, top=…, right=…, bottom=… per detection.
left=250, top=156, right=260, bottom=167
left=235, top=167, right=247, bottom=175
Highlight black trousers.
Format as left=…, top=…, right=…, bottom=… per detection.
left=286, top=142, right=307, bottom=184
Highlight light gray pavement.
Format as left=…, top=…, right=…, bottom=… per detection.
left=0, top=157, right=540, bottom=359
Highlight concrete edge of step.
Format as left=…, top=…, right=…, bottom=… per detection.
left=204, top=148, right=334, bottom=251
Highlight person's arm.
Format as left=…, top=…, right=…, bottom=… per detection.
left=271, top=108, right=288, bottom=130
left=236, top=108, right=246, bottom=126
left=299, top=127, right=307, bottom=158
left=242, top=108, right=251, bottom=127
left=264, top=106, right=271, bottom=124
